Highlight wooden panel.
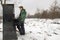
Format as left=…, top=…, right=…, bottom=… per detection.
left=3, top=4, right=17, bottom=40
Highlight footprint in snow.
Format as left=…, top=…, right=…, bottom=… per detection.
left=53, top=32, right=58, bottom=35
left=56, top=28, right=60, bottom=30
left=44, top=31, right=52, bottom=36
left=47, top=34, right=52, bottom=36
left=30, top=31, right=32, bottom=33
left=37, top=32, right=41, bottom=34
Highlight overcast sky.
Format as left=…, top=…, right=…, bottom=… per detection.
left=14, top=0, right=54, bottom=15
left=0, top=0, right=60, bottom=18
left=6, top=0, right=60, bottom=14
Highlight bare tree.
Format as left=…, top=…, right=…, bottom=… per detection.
left=4, top=0, right=6, bottom=4
left=49, top=0, right=60, bottom=18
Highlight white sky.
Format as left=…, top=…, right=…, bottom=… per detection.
left=0, top=0, right=60, bottom=17
left=14, top=0, right=54, bottom=15
left=13, top=0, right=55, bottom=18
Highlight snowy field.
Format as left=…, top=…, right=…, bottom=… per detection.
left=0, top=18, right=60, bottom=40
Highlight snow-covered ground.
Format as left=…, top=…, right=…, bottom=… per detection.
left=0, top=23, right=3, bottom=40
left=0, top=18, right=60, bottom=40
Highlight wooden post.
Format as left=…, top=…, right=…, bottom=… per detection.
left=3, top=4, right=17, bottom=40
left=4, top=0, right=6, bottom=4
left=1, top=0, right=2, bottom=5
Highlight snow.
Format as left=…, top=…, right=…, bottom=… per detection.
left=0, top=23, right=3, bottom=40
left=0, top=23, right=3, bottom=31
left=0, top=18, right=60, bottom=40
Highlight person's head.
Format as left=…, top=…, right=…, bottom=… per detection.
left=19, top=6, right=23, bottom=10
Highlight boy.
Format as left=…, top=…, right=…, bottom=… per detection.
left=17, top=6, right=26, bottom=35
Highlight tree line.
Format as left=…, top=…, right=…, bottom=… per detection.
left=27, top=0, right=60, bottom=19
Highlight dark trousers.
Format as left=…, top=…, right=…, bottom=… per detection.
left=13, top=19, right=25, bottom=35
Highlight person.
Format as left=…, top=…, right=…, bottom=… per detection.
left=17, top=6, right=27, bottom=35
